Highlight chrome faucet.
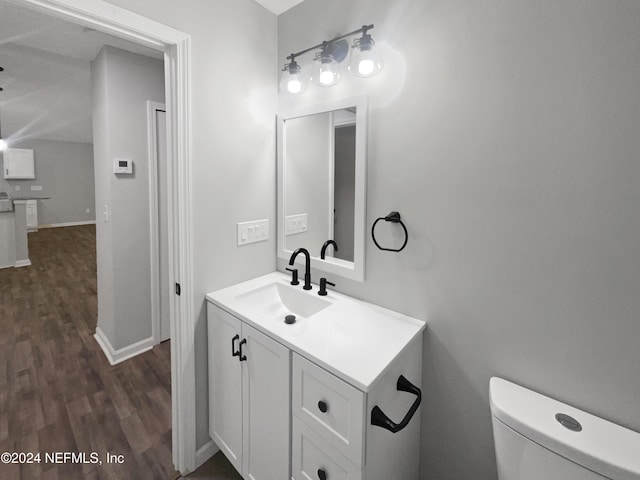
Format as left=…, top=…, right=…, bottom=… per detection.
left=288, top=248, right=312, bottom=290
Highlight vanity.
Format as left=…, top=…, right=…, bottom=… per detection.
left=206, top=273, right=425, bottom=480
left=206, top=95, right=424, bottom=479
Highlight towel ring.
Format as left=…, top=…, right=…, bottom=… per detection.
left=371, top=211, right=408, bottom=252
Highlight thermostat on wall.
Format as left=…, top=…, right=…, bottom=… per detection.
left=114, top=158, right=133, bottom=174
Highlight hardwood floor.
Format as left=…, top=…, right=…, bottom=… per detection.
left=0, top=225, right=177, bottom=480
left=181, top=452, right=241, bottom=480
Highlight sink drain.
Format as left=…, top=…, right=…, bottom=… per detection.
left=284, top=314, right=296, bottom=325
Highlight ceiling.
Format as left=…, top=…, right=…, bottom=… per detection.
left=0, top=0, right=303, bottom=144
left=0, top=0, right=161, bottom=144
left=253, top=0, right=304, bottom=15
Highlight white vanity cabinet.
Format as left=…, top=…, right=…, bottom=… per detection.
left=207, top=272, right=426, bottom=480
left=207, top=303, right=290, bottom=480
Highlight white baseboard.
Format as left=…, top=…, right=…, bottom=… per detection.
left=94, top=327, right=154, bottom=365
left=194, top=440, right=219, bottom=471
left=38, top=220, right=97, bottom=229
left=15, top=259, right=31, bottom=267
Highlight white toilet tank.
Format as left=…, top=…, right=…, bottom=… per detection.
left=490, top=377, right=640, bottom=480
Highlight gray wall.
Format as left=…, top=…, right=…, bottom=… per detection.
left=334, top=125, right=355, bottom=261
left=278, top=1, right=640, bottom=479
left=104, top=0, right=277, bottom=450
left=0, top=139, right=95, bottom=225
left=91, top=46, right=165, bottom=351
left=285, top=112, right=331, bottom=254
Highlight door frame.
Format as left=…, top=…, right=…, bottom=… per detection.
left=13, top=0, right=196, bottom=474
left=147, top=100, right=168, bottom=345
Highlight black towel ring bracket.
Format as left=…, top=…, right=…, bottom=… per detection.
left=371, top=211, right=408, bottom=252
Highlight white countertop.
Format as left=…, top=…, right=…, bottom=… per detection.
left=206, top=271, right=426, bottom=391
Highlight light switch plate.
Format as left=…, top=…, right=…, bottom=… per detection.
left=238, top=219, right=269, bottom=246
left=285, top=213, right=308, bottom=236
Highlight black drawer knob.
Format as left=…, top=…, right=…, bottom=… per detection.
left=317, top=468, right=327, bottom=480
left=318, top=400, right=328, bottom=413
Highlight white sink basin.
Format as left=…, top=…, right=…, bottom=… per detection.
left=207, top=272, right=426, bottom=390
left=235, top=282, right=330, bottom=321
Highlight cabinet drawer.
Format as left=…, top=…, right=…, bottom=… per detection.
left=292, top=418, right=362, bottom=480
left=292, top=353, right=365, bottom=467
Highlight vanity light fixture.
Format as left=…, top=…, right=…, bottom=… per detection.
left=280, top=24, right=382, bottom=94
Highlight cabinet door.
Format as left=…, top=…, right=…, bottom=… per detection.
left=26, top=201, right=38, bottom=229
left=208, top=304, right=243, bottom=473
left=241, top=323, right=290, bottom=480
left=4, top=149, right=35, bottom=179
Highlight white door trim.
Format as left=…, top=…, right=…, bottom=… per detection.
left=147, top=100, right=166, bottom=346
left=13, top=0, right=196, bottom=474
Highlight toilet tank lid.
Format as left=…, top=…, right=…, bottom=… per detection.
left=490, top=377, right=640, bottom=480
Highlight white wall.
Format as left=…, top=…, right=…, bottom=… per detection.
left=279, top=1, right=640, bottom=479
left=91, top=46, right=165, bottom=350
left=0, top=139, right=95, bottom=226
left=102, top=0, right=278, bottom=449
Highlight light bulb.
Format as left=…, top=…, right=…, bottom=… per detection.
left=287, top=75, right=302, bottom=94
left=358, top=57, right=375, bottom=76
left=319, top=64, right=335, bottom=85
left=0, top=138, right=7, bottom=151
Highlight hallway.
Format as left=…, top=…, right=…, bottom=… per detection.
left=0, top=225, right=175, bottom=479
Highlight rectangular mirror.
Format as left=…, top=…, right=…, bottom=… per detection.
left=277, top=95, right=367, bottom=281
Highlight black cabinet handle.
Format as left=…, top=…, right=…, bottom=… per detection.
left=238, top=338, right=247, bottom=362
left=317, top=468, right=327, bottom=480
left=318, top=400, right=328, bottom=413
left=231, top=334, right=240, bottom=358
left=371, top=375, right=421, bottom=433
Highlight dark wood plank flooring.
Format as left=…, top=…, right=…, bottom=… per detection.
left=0, top=225, right=177, bottom=480
left=182, top=452, right=241, bottom=480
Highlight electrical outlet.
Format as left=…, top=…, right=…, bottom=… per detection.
left=237, top=219, right=269, bottom=246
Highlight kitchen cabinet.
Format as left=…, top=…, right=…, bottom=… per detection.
left=3, top=148, right=35, bottom=179
left=25, top=200, right=38, bottom=230
left=207, top=303, right=290, bottom=480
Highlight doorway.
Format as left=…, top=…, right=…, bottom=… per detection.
left=6, top=0, right=194, bottom=474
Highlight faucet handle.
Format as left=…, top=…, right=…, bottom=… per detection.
left=318, top=278, right=335, bottom=296
left=286, top=267, right=299, bottom=285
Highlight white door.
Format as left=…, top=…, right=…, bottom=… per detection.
left=208, top=304, right=244, bottom=473
left=241, top=323, right=290, bottom=480
left=156, top=108, right=170, bottom=342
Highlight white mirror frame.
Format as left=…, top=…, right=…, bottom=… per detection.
left=277, top=94, right=367, bottom=281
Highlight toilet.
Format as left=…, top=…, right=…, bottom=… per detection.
left=490, top=377, right=640, bottom=480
